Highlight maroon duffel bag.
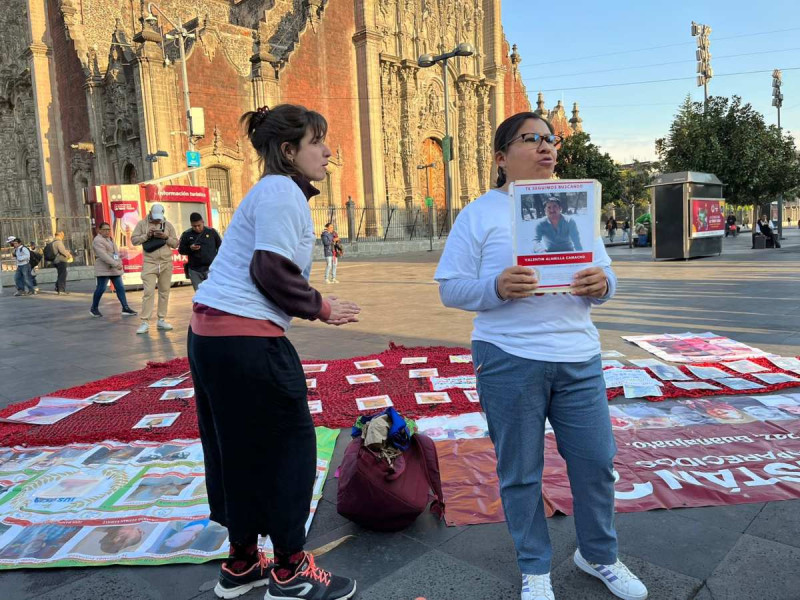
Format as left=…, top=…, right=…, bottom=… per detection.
left=336, top=433, right=445, bottom=531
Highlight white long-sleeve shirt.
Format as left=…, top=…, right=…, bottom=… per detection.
left=434, top=189, right=616, bottom=363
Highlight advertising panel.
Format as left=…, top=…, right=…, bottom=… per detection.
left=690, top=198, right=725, bottom=238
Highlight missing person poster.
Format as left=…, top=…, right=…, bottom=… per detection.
left=510, top=179, right=601, bottom=292
left=690, top=198, right=725, bottom=238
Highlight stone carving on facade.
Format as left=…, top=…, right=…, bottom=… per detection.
left=456, top=78, right=479, bottom=201
left=380, top=61, right=404, bottom=205
left=476, top=83, right=493, bottom=193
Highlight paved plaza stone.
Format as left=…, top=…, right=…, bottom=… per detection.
left=1, top=230, right=800, bottom=599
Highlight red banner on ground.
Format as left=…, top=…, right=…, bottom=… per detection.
left=431, top=399, right=800, bottom=526
left=544, top=418, right=800, bottom=515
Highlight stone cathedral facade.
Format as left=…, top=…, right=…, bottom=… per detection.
left=1, top=0, right=585, bottom=222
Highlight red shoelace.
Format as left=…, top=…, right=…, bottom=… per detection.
left=298, top=553, right=331, bottom=586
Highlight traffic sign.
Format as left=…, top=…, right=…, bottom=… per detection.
left=425, top=197, right=434, bottom=207
left=186, top=151, right=201, bottom=168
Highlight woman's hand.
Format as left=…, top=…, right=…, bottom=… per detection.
left=496, top=266, right=539, bottom=300
left=571, top=267, right=608, bottom=298
left=323, top=295, right=361, bottom=326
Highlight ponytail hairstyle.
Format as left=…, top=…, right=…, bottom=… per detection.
left=493, top=111, right=554, bottom=188
left=240, top=104, right=327, bottom=178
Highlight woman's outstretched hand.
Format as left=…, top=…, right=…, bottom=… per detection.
left=323, top=295, right=361, bottom=325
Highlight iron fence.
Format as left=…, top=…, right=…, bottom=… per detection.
left=1, top=216, right=94, bottom=271
left=309, top=206, right=461, bottom=242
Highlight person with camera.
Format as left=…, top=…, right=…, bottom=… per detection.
left=131, top=203, right=178, bottom=334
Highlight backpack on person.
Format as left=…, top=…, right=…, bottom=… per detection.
left=28, top=247, right=42, bottom=268
left=43, top=241, right=56, bottom=263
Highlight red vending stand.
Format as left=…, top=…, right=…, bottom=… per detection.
left=87, top=184, right=213, bottom=286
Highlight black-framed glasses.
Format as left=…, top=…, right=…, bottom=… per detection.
left=507, top=132, right=563, bottom=148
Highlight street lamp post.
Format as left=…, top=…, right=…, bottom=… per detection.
left=418, top=43, right=475, bottom=232
left=773, top=69, right=785, bottom=239
left=691, top=21, right=713, bottom=114
left=417, top=162, right=436, bottom=251
left=147, top=3, right=197, bottom=185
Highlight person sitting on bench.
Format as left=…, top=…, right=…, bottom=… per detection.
left=754, top=215, right=781, bottom=248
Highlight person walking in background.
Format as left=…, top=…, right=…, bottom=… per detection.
left=7, top=236, right=35, bottom=296
left=435, top=111, right=647, bottom=600
left=131, top=203, right=178, bottom=334
left=321, top=222, right=339, bottom=283
left=90, top=222, right=137, bottom=318
left=51, top=231, right=73, bottom=295
left=28, top=242, right=42, bottom=293
left=621, top=220, right=630, bottom=243
left=189, top=104, right=359, bottom=600
left=179, top=212, right=222, bottom=291
left=605, top=217, right=617, bottom=243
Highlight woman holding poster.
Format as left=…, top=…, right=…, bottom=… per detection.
left=188, top=105, right=359, bottom=600
left=435, top=112, right=647, bottom=600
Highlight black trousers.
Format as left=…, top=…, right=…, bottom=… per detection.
left=54, top=262, right=68, bottom=291
left=187, top=329, right=316, bottom=551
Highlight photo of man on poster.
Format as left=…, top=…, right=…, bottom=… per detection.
left=531, top=195, right=584, bottom=253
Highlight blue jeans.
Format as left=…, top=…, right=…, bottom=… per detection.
left=91, top=276, right=130, bottom=311
left=15, top=264, right=35, bottom=292
left=324, top=255, right=337, bottom=281
left=472, top=340, right=618, bottom=575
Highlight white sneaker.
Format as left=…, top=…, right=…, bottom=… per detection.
left=156, top=319, right=173, bottom=331
left=573, top=549, right=647, bottom=600
left=332, top=278, right=340, bottom=283
left=324, top=279, right=332, bottom=284
left=136, top=322, right=149, bottom=335
left=521, top=573, right=555, bottom=600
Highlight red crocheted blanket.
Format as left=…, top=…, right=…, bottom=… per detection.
left=1, top=344, right=798, bottom=448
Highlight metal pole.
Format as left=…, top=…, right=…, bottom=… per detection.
left=778, top=104, right=783, bottom=239
left=425, top=167, right=433, bottom=251
left=703, top=80, right=708, bottom=114
left=149, top=4, right=196, bottom=185
left=175, top=25, right=197, bottom=186
left=442, top=58, right=452, bottom=232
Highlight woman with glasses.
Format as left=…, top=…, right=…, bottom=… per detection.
left=435, top=112, right=647, bottom=600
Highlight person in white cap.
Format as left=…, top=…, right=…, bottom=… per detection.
left=131, top=203, right=178, bottom=334
left=7, top=236, right=36, bottom=296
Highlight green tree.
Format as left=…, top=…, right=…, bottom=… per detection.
left=555, top=131, right=623, bottom=205
left=619, top=161, right=654, bottom=217
left=656, top=95, right=800, bottom=214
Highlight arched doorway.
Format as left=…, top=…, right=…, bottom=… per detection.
left=122, top=163, right=138, bottom=184
left=418, top=138, right=445, bottom=210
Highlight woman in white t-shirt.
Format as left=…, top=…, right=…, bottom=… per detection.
left=434, top=112, right=647, bottom=600
left=188, top=104, right=359, bottom=600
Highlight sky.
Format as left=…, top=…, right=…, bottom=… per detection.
left=502, top=0, right=800, bottom=163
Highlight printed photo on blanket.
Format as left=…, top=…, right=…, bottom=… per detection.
left=409, top=368, right=439, bottom=379
left=355, top=395, right=393, bottom=411
left=149, top=377, right=188, bottom=388
left=132, top=413, right=181, bottom=429
left=160, top=389, right=194, bottom=400
left=415, top=392, right=452, bottom=405
left=354, top=360, right=383, bottom=370
left=85, top=391, right=130, bottom=404
left=345, top=374, right=380, bottom=385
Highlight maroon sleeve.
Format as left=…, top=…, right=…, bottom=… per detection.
left=249, top=250, right=330, bottom=320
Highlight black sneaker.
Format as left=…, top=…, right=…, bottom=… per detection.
left=214, top=553, right=272, bottom=599
left=89, top=308, right=103, bottom=318
left=121, top=307, right=138, bottom=316
left=267, top=552, right=356, bottom=600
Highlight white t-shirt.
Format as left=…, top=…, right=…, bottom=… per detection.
left=434, top=188, right=616, bottom=363
left=193, top=175, right=316, bottom=331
